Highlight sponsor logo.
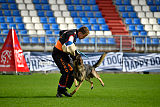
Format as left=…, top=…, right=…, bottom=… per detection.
left=1, top=50, right=12, bottom=64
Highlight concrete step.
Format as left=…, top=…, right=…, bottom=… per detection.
left=109, top=26, right=126, bottom=30
left=104, top=17, right=121, bottom=20
left=112, top=32, right=129, bottom=35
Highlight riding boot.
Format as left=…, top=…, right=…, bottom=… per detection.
left=56, top=86, right=72, bottom=97
left=56, top=86, right=63, bottom=97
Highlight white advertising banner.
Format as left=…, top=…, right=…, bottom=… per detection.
left=23, top=52, right=160, bottom=72
left=83, top=52, right=123, bottom=71
left=123, top=53, right=160, bottom=72
left=23, top=52, right=123, bottom=72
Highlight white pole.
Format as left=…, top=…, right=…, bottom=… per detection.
left=12, top=27, right=18, bottom=74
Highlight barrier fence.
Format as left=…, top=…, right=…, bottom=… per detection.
left=0, top=35, right=160, bottom=52
left=23, top=52, right=160, bottom=72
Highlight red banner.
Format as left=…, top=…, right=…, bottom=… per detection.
left=0, top=29, right=29, bottom=72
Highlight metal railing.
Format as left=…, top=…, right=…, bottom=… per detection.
left=0, top=34, right=160, bottom=52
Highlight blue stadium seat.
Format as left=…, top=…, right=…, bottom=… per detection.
left=54, top=30, right=60, bottom=35
left=84, top=24, right=92, bottom=30
left=144, top=38, right=151, bottom=45
left=124, top=0, right=130, bottom=5
left=84, top=5, right=91, bottom=11
left=89, top=0, right=96, bottom=5
left=43, top=5, right=50, bottom=10
left=65, top=0, right=72, bottom=5
left=137, top=25, right=144, bottom=31
left=33, top=0, right=40, bottom=4
left=46, top=30, right=52, bottom=35
left=73, top=18, right=81, bottom=24
left=108, top=38, right=116, bottom=45
left=101, top=24, right=109, bottom=31
left=13, top=10, right=20, bottom=16
left=87, top=12, right=94, bottom=17
left=158, top=6, right=160, bottom=11
left=81, top=0, right=88, bottom=5
left=140, top=31, right=147, bottom=36
left=152, top=38, right=159, bottom=45
left=23, top=37, right=30, bottom=44
left=73, top=0, right=80, bottom=4
left=46, top=11, right=53, bottom=17
left=9, top=23, right=16, bottom=29
left=125, top=18, right=132, bottom=24
left=95, top=12, right=102, bottom=17
left=1, top=23, right=8, bottom=29
left=118, top=6, right=125, bottom=12
left=68, top=5, right=74, bottom=11
left=98, top=38, right=106, bottom=44
left=0, top=37, right=4, bottom=43
left=48, top=17, right=56, bottom=23
left=8, top=0, right=15, bottom=3
left=135, top=38, right=143, bottom=45
left=0, top=0, right=6, bottom=3
left=116, top=0, right=122, bottom=5
left=10, top=4, right=17, bottom=10
left=2, top=30, right=9, bottom=34
left=18, top=24, right=25, bottom=30
left=93, top=24, right=100, bottom=31
left=79, top=12, right=86, bottom=17
left=6, top=17, right=14, bottom=23
left=77, top=24, right=83, bottom=29
left=40, top=17, right=47, bottom=23
left=155, top=0, right=160, bottom=5
left=52, top=24, right=59, bottom=30
left=92, top=5, right=99, bottom=11
left=130, top=12, right=137, bottom=18
left=43, top=24, right=50, bottom=30
left=31, top=37, right=39, bottom=44
left=90, top=18, right=97, bottom=24
left=75, top=5, right=83, bottom=11
left=158, top=18, right=160, bottom=24
left=41, top=0, right=48, bottom=4
left=98, top=18, right=105, bottom=24
left=122, top=12, right=129, bottom=18
left=20, top=30, right=27, bottom=35
left=48, top=37, right=55, bottom=44
left=90, top=38, right=95, bottom=44
left=1, top=4, right=9, bottom=9
left=126, top=6, right=134, bottom=12
left=15, top=17, right=22, bottom=23
left=38, top=11, right=45, bottom=17
left=0, top=17, right=5, bottom=23
left=4, top=10, right=11, bottom=16
left=0, top=10, right=3, bottom=16
left=35, top=4, right=42, bottom=10
left=71, top=11, right=78, bottom=17
left=133, top=18, right=141, bottom=24
left=129, top=25, right=135, bottom=31
left=146, top=0, right=154, bottom=5
left=82, top=38, right=89, bottom=44
left=132, top=31, right=139, bottom=36
left=150, top=6, right=158, bottom=12
left=81, top=18, right=89, bottom=24
left=15, top=30, right=18, bottom=34
left=40, top=37, right=45, bottom=44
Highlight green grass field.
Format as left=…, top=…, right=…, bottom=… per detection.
left=0, top=73, right=160, bottom=107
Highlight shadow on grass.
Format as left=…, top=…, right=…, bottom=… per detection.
left=0, top=96, right=58, bottom=98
